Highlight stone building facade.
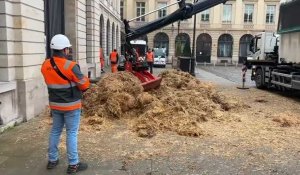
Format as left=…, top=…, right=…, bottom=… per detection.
left=0, top=0, right=121, bottom=130
left=121, top=0, right=280, bottom=64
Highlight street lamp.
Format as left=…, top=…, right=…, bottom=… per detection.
left=177, top=21, right=180, bottom=35
left=190, top=0, right=197, bottom=76
left=171, top=23, right=174, bottom=33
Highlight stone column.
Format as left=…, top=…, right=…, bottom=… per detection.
left=0, top=0, right=19, bottom=126
left=67, top=0, right=88, bottom=75
left=232, top=32, right=240, bottom=64
left=211, top=32, right=219, bottom=64
left=0, top=0, right=48, bottom=122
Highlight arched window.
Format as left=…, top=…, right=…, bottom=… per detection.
left=112, top=22, right=115, bottom=50
left=100, top=15, right=104, bottom=48
left=196, top=33, right=212, bottom=63
left=218, top=34, right=233, bottom=58
left=239, top=34, right=253, bottom=63
left=153, top=32, right=169, bottom=56
left=175, top=33, right=190, bottom=56
left=106, top=19, right=110, bottom=55
left=116, top=26, right=119, bottom=51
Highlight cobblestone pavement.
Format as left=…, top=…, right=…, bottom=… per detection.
left=102, top=64, right=253, bottom=88
left=154, top=64, right=253, bottom=88
left=198, top=65, right=256, bottom=88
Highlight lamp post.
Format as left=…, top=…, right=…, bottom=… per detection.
left=177, top=21, right=180, bottom=35
left=190, top=0, right=197, bottom=76
left=176, top=21, right=180, bottom=57
left=171, top=23, right=174, bottom=33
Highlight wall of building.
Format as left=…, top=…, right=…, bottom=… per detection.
left=86, top=0, right=122, bottom=79
left=0, top=0, right=122, bottom=130
left=122, top=0, right=280, bottom=64
left=0, top=0, right=48, bottom=128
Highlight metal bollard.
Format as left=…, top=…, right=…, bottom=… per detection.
left=237, top=64, right=249, bottom=90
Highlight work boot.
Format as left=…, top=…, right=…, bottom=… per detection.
left=47, top=159, right=59, bottom=169
left=67, top=162, right=88, bottom=174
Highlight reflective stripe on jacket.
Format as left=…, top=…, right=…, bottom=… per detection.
left=41, top=53, right=90, bottom=111
left=110, top=51, right=118, bottom=64
left=146, top=52, right=154, bottom=62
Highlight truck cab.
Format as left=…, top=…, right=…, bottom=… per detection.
left=248, top=32, right=279, bottom=62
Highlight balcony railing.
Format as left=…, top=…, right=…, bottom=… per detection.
left=244, top=23, right=254, bottom=29
left=265, top=24, right=276, bottom=31
left=200, top=22, right=210, bottom=29
left=222, top=23, right=232, bottom=29
left=131, top=21, right=147, bottom=28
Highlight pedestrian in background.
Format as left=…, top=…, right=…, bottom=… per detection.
left=110, top=49, right=119, bottom=73
left=146, top=48, right=154, bottom=74
left=41, top=34, right=90, bottom=174
left=99, top=48, right=105, bottom=73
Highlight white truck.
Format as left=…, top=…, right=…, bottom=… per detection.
left=248, top=32, right=279, bottom=61
left=246, top=0, right=300, bottom=91
left=153, top=48, right=167, bottom=68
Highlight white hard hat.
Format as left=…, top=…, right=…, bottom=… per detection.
left=50, top=34, right=72, bottom=50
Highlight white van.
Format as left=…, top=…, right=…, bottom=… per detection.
left=153, top=48, right=166, bottom=68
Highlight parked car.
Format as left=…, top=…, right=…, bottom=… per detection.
left=153, top=48, right=166, bottom=68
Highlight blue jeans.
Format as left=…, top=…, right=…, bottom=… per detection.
left=48, top=109, right=81, bottom=165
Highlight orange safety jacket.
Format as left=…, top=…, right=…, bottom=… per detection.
left=99, top=48, right=105, bottom=69
left=41, top=52, right=90, bottom=111
left=146, top=52, right=154, bottom=62
left=110, top=51, right=119, bottom=64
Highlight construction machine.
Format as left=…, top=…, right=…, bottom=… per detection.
left=121, top=0, right=228, bottom=91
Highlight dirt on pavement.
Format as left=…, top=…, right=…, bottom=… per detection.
left=11, top=70, right=300, bottom=174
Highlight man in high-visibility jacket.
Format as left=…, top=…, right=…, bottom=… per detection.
left=146, top=48, right=154, bottom=74
left=41, top=34, right=90, bottom=174
left=110, top=49, right=119, bottom=73
left=99, top=48, right=105, bottom=73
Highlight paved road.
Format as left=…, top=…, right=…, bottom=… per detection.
left=195, top=67, right=236, bottom=86
left=153, top=64, right=254, bottom=88
left=103, top=64, right=254, bottom=88
left=198, top=65, right=255, bottom=88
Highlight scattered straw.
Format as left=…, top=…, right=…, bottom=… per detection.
left=82, top=70, right=241, bottom=137
left=272, top=112, right=300, bottom=127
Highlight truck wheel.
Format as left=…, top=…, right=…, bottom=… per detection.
left=255, top=68, right=265, bottom=89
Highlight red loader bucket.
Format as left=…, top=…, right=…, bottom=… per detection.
left=133, top=71, right=162, bottom=91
